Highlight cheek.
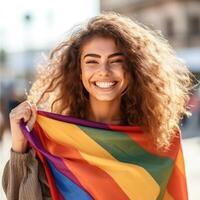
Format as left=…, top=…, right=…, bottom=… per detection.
left=81, top=66, right=96, bottom=80
left=81, top=68, right=89, bottom=79
left=81, top=67, right=93, bottom=88
left=114, top=67, right=128, bottom=80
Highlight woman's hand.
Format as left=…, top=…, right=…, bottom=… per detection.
left=9, top=101, right=37, bottom=153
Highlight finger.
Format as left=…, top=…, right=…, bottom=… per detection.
left=12, top=101, right=31, bottom=113
left=9, top=101, right=32, bottom=125
left=27, top=104, right=37, bottom=130
left=25, top=100, right=32, bottom=108
left=22, top=106, right=32, bottom=122
left=28, top=104, right=37, bottom=123
left=10, top=108, right=30, bottom=122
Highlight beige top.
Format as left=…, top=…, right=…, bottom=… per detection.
left=2, top=149, right=51, bottom=200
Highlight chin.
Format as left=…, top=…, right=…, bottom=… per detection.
left=92, top=94, right=120, bottom=102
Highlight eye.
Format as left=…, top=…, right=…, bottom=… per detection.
left=110, top=59, right=124, bottom=64
left=86, top=60, right=98, bottom=64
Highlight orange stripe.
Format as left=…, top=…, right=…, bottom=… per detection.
left=110, top=125, right=180, bottom=159
left=175, top=148, right=185, bottom=174
left=167, top=165, right=188, bottom=200
left=34, top=122, right=130, bottom=200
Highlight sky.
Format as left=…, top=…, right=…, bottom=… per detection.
left=0, top=0, right=100, bottom=52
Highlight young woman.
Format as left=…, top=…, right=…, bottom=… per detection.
left=2, top=13, right=193, bottom=200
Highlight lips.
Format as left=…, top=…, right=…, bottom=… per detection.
left=93, top=81, right=118, bottom=89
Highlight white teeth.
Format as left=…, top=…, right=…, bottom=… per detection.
left=95, top=81, right=116, bottom=89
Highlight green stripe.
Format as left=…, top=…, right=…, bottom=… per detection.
left=79, top=126, right=174, bottom=200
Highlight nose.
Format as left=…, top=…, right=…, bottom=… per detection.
left=98, top=62, right=111, bottom=76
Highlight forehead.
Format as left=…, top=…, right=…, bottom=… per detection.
left=81, top=36, right=120, bottom=56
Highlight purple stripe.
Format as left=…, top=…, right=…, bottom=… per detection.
left=38, top=110, right=109, bottom=129
left=20, top=120, right=84, bottom=191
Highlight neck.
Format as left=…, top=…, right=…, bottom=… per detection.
left=88, top=97, right=122, bottom=124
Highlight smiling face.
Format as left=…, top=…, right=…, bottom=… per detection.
left=80, top=36, right=129, bottom=102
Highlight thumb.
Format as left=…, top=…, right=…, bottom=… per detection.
left=27, top=104, right=37, bottom=131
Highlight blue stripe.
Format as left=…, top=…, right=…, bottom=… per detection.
left=47, top=160, right=93, bottom=200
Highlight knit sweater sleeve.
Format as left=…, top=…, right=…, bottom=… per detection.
left=2, top=148, right=51, bottom=200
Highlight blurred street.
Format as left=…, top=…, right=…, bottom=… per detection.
left=182, top=137, right=200, bottom=200
left=0, top=130, right=11, bottom=200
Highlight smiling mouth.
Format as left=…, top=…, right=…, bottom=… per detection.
left=93, top=81, right=118, bottom=89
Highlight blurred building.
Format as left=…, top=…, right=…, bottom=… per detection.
left=101, top=0, right=200, bottom=48
left=101, top=0, right=200, bottom=77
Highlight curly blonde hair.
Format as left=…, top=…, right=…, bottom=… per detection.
left=28, top=12, right=194, bottom=149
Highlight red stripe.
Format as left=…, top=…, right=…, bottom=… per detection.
left=167, top=165, right=188, bottom=200
left=36, top=151, right=64, bottom=200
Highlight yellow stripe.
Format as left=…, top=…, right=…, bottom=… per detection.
left=37, top=115, right=160, bottom=200
left=175, top=149, right=185, bottom=175
left=162, top=190, right=174, bottom=200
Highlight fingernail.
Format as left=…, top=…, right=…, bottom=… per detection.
left=25, top=125, right=30, bottom=132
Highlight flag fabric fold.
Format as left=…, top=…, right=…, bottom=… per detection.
left=20, top=110, right=188, bottom=200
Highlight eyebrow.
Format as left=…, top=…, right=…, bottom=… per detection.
left=83, top=52, right=124, bottom=59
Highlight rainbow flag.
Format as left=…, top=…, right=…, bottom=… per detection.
left=20, top=110, right=188, bottom=200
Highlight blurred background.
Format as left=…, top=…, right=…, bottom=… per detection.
left=0, top=0, right=199, bottom=199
